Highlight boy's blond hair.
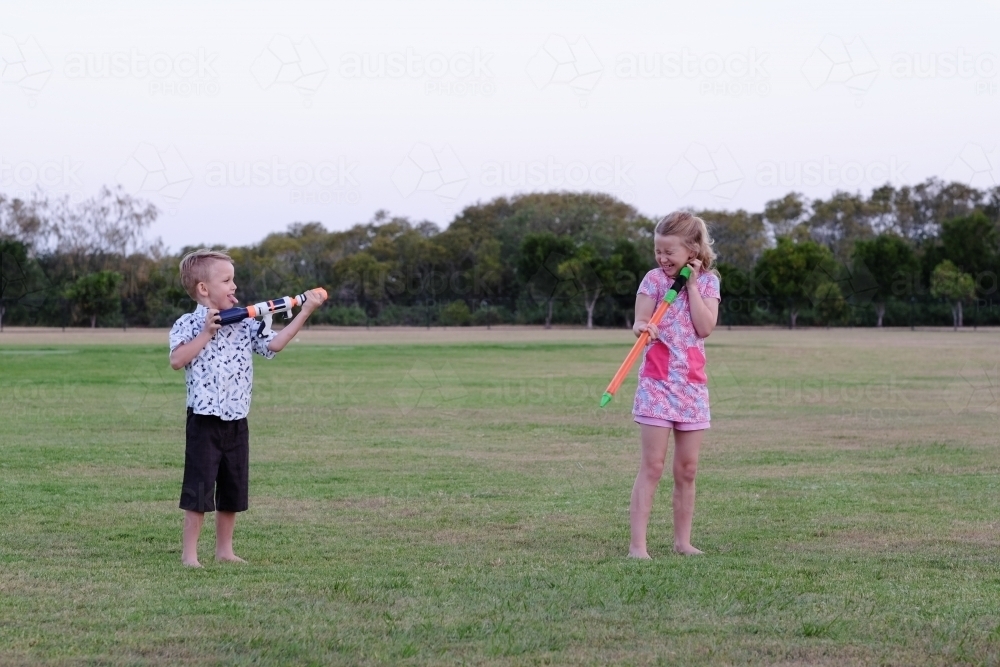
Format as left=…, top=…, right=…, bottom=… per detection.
left=179, top=249, right=233, bottom=299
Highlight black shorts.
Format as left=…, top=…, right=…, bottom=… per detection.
left=180, top=409, right=250, bottom=513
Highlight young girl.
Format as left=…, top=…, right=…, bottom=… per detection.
left=628, top=211, right=720, bottom=559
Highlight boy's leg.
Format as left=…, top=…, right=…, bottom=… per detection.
left=180, top=410, right=221, bottom=567
left=672, top=428, right=705, bottom=555
left=182, top=511, right=205, bottom=567
left=629, top=424, right=671, bottom=559
left=215, top=418, right=249, bottom=563
left=215, top=511, right=244, bottom=562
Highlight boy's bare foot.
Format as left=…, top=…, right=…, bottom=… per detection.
left=215, top=553, right=247, bottom=563
left=674, top=543, right=704, bottom=556
left=182, top=558, right=202, bottom=568
left=628, top=548, right=652, bottom=560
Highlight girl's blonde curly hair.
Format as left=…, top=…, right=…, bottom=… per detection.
left=654, top=211, right=717, bottom=274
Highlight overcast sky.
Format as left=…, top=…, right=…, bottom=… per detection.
left=3, top=0, right=998, bottom=251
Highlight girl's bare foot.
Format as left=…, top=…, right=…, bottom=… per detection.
left=674, top=543, right=704, bottom=556
left=182, top=558, right=202, bottom=568
left=215, top=553, right=246, bottom=563
left=628, top=548, right=652, bottom=559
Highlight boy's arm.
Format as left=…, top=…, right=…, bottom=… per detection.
left=169, top=309, right=220, bottom=370
left=267, top=289, right=327, bottom=353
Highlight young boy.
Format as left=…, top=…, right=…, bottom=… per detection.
left=169, top=249, right=325, bottom=567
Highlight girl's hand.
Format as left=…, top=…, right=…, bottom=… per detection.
left=686, top=258, right=703, bottom=284
left=636, top=322, right=659, bottom=343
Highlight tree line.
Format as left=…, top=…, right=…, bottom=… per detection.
left=1, top=179, right=999, bottom=331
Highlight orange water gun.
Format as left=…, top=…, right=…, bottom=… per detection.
left=599, top=266, right=691, bottom=407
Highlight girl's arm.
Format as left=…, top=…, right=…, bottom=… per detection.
left=686, top=260, right=719, bottom=338
left=633, top=293, right=659, bottom=341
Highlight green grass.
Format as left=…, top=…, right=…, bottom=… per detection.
left=1, top=329, right=999, bottom=665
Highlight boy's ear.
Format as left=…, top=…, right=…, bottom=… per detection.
left=195, top=281, right=209, bottom=298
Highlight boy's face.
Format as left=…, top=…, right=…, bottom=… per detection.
left=195, top=260, right=238, bottom=311
left=653, top=234, right=694, bottom=278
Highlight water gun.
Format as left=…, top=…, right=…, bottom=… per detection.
left=599, top=266, right=691, bottom=407
left=218, top=288, right=327, bottom=338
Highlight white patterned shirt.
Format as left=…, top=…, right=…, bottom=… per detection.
left=169, top=304, right=276, bottom=421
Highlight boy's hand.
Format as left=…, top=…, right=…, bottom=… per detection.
left=203, top=309, right=221, bottom=337
left=300, top=288, right=327, bottom=315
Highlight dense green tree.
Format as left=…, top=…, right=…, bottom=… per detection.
left=813, top=281, right=847, bottom=327
left=0, top=239, right=40, bottom=330
left=930, top=260, right=975, bottom=330
left=6, top=179, right=1000, bottom=329
left=66, top=270, right=123, bottom=328
left=852, top=234, right=919, bottom=327
left=763, top=192, right=809, bottom=238
left=699, top=209, right=767, bottom=272
left=756, top=237, right=836, bottom=328
left=939, top=211, right=998, bottom=280
left=807, top=191, right=874, bottom=262
left=557, top=244, right=609, bottom=330
left=516, top=232, right=575, bottom=329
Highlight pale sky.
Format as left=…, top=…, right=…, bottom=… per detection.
left=3, top=0, right=998, bottom=251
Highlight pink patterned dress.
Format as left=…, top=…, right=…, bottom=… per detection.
left=632, top=269, right=721, bottom=426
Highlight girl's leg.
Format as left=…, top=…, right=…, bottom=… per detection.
left=672, top=429, right=705, bottom=555
left=629, top=424, right=671, bottom=558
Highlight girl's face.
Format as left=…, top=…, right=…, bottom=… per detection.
left=653, top=234, right=694, bottom=278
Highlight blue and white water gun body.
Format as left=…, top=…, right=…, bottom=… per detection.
left=217, top=288, right=327, bottom=338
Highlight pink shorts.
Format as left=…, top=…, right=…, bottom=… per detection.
left=634, top=415, right=710, bottom=431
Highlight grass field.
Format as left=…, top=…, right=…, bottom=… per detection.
left=1, top=326, right=999, bottom=666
